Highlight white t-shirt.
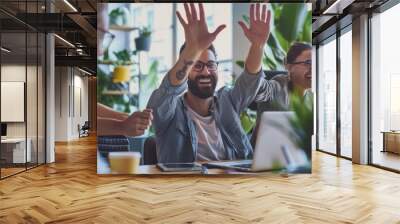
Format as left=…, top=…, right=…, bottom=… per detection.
left=186, top=106, right=226, bottom=161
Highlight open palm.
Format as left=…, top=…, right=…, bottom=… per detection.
left=176, top=3, right=226, bottom=53
left=239, top=3, right=271, bottom=47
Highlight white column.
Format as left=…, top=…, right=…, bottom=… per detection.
left=352, top=14, right=369, bottom=164
left=46, top=33, right=55, bottom=163
left=312, top=45, right=317, bottom=151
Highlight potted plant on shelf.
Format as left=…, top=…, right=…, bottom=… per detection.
left=135, top=27, right=152, bottom=52
left=112, top=49, right=135, bottom=83
left=109, top=7, right=131, bottom=27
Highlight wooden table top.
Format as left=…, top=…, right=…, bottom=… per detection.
left=98, top=153, right=286, bottom=175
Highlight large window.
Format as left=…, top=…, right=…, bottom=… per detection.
left=371, top=3, right=400, bottom=171
left=130, top=3, right=173, bottom=74
left=317, top=37, right=337, bottom=154
left=176, top=3, right=233, bottom=90
left=129, top=3, right=174, bottom=109
left=339, top=28, right=352, bottom=158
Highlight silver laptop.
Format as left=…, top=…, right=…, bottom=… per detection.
left=206, top=112, right=309, bottom=172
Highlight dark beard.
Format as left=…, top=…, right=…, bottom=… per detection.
left=187, top=74, right=217, bottom=99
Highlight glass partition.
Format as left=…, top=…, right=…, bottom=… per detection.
left=371, top=3, right=400, bottom=171
left=317, top=36, right=337, bottom=155
left=0, top=27, right=28, bottom=178
left=339, top=28, right=352, bottom=158
left=0, top=0, right=46, bottom=179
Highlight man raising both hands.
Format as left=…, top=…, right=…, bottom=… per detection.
left=147, top=3, right=271, bottom=163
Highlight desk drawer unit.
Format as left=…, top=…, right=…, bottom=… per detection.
left=0, top=138, right=32, bottom=164
left=383, top=132, right=400, bottom=154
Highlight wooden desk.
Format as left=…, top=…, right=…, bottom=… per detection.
left=1, top=138, right=31, bottom=163
left=382, top=131, right=400, bottom=154
left=97, top=153, right=284, bottom=175
left=136, top=165, right=252, bottom=175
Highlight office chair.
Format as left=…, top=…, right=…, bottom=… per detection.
left=143, top=136, right=157, bottom=165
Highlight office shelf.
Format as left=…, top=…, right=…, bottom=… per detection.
left=109, top=25, right=140, bottom=32
left=97, top=60, right=137, bottom=65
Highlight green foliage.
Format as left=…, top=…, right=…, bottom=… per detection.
left=113, top=49, right=134, bottom=66
left=139, top=60, right=159, bottom=110
left=139, top=27, right=152, bottom=37
left=277, top=4, right=308, bottom=45
left=109, top=8, right=124, bottom=19
left=287, top=89, right=313, bottom=159
left=235, top=60, right=245, bottom=68
left=240, top=110, right=256, bottom=134
left=109, top=7, right=130, bottom=26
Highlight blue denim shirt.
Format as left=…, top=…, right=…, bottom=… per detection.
left=147, top=69, right=264, bottom=163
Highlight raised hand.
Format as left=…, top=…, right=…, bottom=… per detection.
left=238, top=3, right=271, bottom=47
left=176, top=3, right=226, bottom=54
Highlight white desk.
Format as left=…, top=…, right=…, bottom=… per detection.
left=1, top=138, right=31, bottom=163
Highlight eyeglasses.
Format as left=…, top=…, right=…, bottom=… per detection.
left=192, top=60, right=218, bottom=72
left=290, top=59, right=311, bottom=66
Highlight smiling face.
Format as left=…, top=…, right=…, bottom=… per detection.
left=187, top=49, right=218, bottom=99
left=286, top=49, right=312, bottom=91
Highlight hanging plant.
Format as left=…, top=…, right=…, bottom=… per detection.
left=135, top=27, right=152, bottom=52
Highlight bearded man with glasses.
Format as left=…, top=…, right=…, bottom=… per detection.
left=147, top=3, right=272, bottom=163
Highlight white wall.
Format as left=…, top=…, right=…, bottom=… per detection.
left=54, top=67, right=89, bottom=141
left=72, top=73, right=89, bottom=138
left=55, top=66, right=70, bottom=141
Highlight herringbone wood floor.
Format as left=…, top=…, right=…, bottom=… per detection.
left=1, top=135, right=400, bottom=224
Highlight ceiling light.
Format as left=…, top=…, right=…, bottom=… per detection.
left=1, top=47, right=11, bottom=53
left=54, top=34, right=75, bottom=48
left=63, top=0, right=78, bottom=12
left=78, top=67, right=92, bottom=76
left=322, top=0, right=354, bottom=15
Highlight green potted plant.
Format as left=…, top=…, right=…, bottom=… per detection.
left=135, top=27, right=152, bottom=52
left=109, top=7, right=131, bottom=27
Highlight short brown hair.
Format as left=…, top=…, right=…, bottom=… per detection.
left=286, top=42, right=312, bottom=64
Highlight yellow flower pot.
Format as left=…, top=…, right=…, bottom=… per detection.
left=113, top=65, right=131, bottom=83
